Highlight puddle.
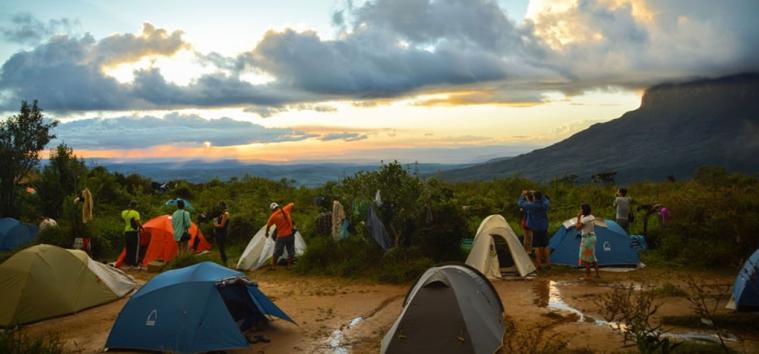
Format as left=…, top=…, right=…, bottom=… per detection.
left=534, top=280, right=737, bottom=344
left=327, top=316, right=364, bottom=354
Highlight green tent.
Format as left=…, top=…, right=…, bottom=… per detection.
left=0, top=244, right=136, bottom=327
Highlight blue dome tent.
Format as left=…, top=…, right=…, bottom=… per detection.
left=0, top=218, right=38, bottom=251
left=548, top=218, right=639, bottom=267
left=106, top=262, right=293, bottom=353
left=729, top=248, right=759, bottom=310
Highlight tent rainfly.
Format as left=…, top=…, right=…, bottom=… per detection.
left=549, top=218, right=640, bottom=267
left=106, top=262, right=294, bottom=353
left=727, top=248, right=759, bottom=310
left=381, top=264, right=505, bottom=354
left=0, top=244, right=136, bottom=327
left=465, top=214, right=536, bottom=278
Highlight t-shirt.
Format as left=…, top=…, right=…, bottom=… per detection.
left=579, top=215, right=595, bottom=236
left=267, top=203, right=294, bottom=238
left=614, top=196, right=632, bottom=220
left=121, top=209, right=140, bottom=232
left=172, top=209, right=191, bottom=241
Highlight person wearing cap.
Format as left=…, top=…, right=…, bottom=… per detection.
left=121, top=200, right=142, bottom=268
left=265, top=202, right=295, bottom=267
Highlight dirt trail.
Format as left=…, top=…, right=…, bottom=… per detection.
left=17, top=267, right=759, bottom=353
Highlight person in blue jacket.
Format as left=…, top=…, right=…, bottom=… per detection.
left=518, top=190, right=551, bottom=271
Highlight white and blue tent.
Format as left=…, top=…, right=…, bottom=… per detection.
left=727, top=248, right=759, bottom=310
left=548, top=218, right=640, bottom=267
left=106, top=262, right=293, bottom=353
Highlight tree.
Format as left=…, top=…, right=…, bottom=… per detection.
left=0, top=101, right=58, bottom=218
left=37, top=143, right=87, bottom=218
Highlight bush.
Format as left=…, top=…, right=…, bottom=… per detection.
left=227, top=214, right=257, bottom=247
left=35, top=226, right=69, bottom=248
left=377, top=247, right=434, bottom=283
left=295, top=235, right=383, bottom=278
left=0, top=331, right=68, bottom=354
left=164, top=252, right=223, bottom=271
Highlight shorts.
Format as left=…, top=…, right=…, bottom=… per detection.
left=179, top=232, right=190, bottom=242
left=532, top=229, right=548, bottom=248
left=273, top=234, right=295, bottom=260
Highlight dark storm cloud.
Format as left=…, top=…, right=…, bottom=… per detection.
left=52, top=113, right=316, bottom=149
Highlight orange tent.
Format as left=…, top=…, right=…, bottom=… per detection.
left=114, top=215, right=212, bottom=267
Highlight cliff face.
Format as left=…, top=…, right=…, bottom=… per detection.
left=441, top=73, right=759, bottom=182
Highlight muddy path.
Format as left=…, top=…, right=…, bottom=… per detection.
left=17, top=267, right=759, bottom=353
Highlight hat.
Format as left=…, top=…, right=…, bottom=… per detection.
left=270, top=202, right=279, bottom=210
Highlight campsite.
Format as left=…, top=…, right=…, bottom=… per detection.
left=1, top=156, right=759, bottom=353
left=2, top=1, right=759, bottom=353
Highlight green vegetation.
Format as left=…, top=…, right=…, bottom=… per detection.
left=3, top=103, right=759, bottom=283
left=0, top=331, right=70, bottom=354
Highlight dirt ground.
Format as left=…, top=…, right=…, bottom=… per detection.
left=18, top=266, right=759, bottom=354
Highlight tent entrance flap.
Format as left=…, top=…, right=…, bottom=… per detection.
left=492, top=235, right=515, bottom=271
left=218, top=282, right=266, bottom=332
left=385, top=286, right=474, bottom=354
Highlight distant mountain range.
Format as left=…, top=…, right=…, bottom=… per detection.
left=91, top=159, right=469, bottom=187
left=440, top=73, right=759, bottom=183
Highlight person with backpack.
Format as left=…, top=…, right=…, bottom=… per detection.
left=121, top=200, right=142, bottom=269
left=265, top=202, right=295, bottom=267
left=213, top=201, right=230, bottom=265
left=172, top=200, right=192, bottom=256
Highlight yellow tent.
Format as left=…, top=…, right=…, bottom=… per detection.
left=0, top=244, right=136, bottom=327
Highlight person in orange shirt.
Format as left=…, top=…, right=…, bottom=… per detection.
left=266, top=202, right=296, bottom=267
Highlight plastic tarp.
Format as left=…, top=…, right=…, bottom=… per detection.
left=236, top=226, right=306, bottom=271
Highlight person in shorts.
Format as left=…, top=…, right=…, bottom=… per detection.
left=266, top=202, right=295, bottom=267
left=576, top=203, right=600, bottom=280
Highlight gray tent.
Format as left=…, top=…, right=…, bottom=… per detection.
left=381, top=264, right=505, bottom=354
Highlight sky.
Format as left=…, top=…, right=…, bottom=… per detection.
left=0, top=0, right=757, bottom=163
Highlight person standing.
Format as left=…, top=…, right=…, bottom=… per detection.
left=576, top=203, right=600, bottom=280
left=172, top=200, right=191, bottom=256
left=518, top=191, right=551, bottom=271
left=613, top=188, right=632, bottom=232
left=213, top=201, right=230, bottom=265
left=121, top=200, right=142, bottom=268
left=266, top=202, right=295, bottom=267
left=519, top=190, right=535, bottom=254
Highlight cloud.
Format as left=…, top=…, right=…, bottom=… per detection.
left=244, top=103, right=337, bottom=118
left=0, top=13, right=79, bottom=45
left=3, top=2, right=759, bottom=111
left=319, top=132, right=368, bottom=142
left=0, top=25, right=299, bottom=111
left=52, top=113, right=316, bottom=149
left=91, top=23, right=189, bottom=66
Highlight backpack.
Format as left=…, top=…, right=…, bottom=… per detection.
left=130, top=217, right=140, bottom=230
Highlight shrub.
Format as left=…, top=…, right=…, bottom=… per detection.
left=0, top=331, right=69, bottom=354
left=377, top=247, right=434, bottom=283
left=35, top=226, right=69, bottom=248
left=164, top=252, right=223, bottom=271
